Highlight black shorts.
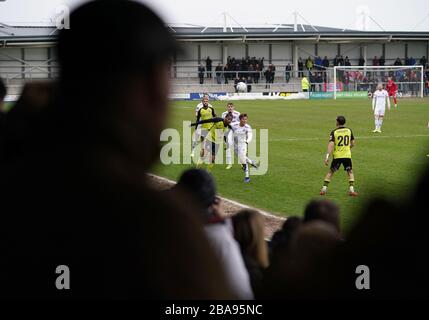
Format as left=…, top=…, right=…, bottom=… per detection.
left=330, top=158, right=352, bottom=172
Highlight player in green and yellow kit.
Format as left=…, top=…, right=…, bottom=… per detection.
left=320, top=116, right=358, bottom=197
left=191, top=113, right=233, bottom=170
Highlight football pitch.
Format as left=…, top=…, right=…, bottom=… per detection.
left=155, top=98, right=429, bottom=231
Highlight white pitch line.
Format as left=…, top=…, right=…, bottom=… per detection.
left=147, top=173, right=286, bottom=222
left=270, top=134, right=429, bottom=142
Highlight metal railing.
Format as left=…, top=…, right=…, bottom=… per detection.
left=0, top=64, right=60, bottom=83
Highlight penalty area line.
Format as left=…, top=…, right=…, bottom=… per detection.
left=147, top=173, right=286, bottom=223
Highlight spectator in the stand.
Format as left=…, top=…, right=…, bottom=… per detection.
left=344, top=56, right=351, bottom=66
left=420, top=56, right=427, bottom=68
left=410, top=56, right=416, bottom=66
left=372, top=56, right=379, bottom=66
left=246, top=76, right=253, bottom=93
left=394, top=57, right=402, bottom=66
left=322, top=56, right=330, bottom=68
left=206, top=56, right=212, bottom=78
left=306, top=56, right=314, bottom=73
left=285, top=63, right=292, bottom=83
left=261, top=220, right=341, bottom=299
left=254, top=63, right=260, bottom=84
left=232, top=209, right=269, bottom=296
left=303, top=199, right=340, bottom=234
left=425, top=67, right=429, bottom=96
left=301, top=75, right=309, bottom=92
left=314, top=56, right=322, bottom=70
left=215, top=63, right=222, bottom=84
left=271, top=63, right=276, bottom=82
left=316, top=72, right=323, bottom=91
left=264, top=68, right=272, bottom=89
left=248, top=63, right=255, bottom=82
left=223, top=64, right=230, bottom=84
left=298, top=57, right=304, bottom=77
left=379, top=55, right=385, bottom=66
left=198, top=64, right=205, bottom=84
left=338, top=55, right=344, bottom=66
left=269, top=217, right=302, bottom=265
left=309, top=72, right=316, bottom=92
left=358, top=56, right=365, bottom=66
left=175, top=169, right=254, bottom=299
left=333, top=55, right=339, bottom=66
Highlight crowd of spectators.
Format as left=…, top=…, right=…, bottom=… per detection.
left=0, top=0, right=428, bottom=300
left=198, top=54, right=428, bottom=90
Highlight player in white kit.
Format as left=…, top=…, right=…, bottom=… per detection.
left=231, top=114, right=259, bottom=182
left=221, top=103, right=240, bottom=169
left=372, top=83, right=391, bottom=133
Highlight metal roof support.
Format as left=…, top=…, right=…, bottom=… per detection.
left=225, top=12, right=248, bottom=32
left=367, top=15, right=386, bottom=32
left=201, top=12, right=248, bottom=33
left=0, top=22, right=14, bottom=36
left=412, top=12, right=429, bottom=31
left=296, top=12, right=319, bottom=32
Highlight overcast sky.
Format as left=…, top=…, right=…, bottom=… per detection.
left=0, top=0, right=428, bottom=31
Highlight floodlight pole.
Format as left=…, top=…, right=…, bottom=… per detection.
left=293, top=11, right=298, bottom=32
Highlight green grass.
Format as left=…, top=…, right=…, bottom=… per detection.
left=154, top=98, right=429, bottom=232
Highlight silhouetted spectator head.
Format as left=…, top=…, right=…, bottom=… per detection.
left=175, top=169, right=218, bottom=220
left=56, top=0, right=177, bottom=169
left=0, top=77, right=6, bottom=107
left=232, top=209, right=269, bottom=269
left=289, top=221, right=341, bottom=267
left=270, top=216, right=303, bottom=263
left=304, top=199, right=340, bottom=233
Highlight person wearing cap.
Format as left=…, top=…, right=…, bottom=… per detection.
left=175, top=169, right=255, bottom=299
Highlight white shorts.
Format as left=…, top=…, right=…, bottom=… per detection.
left=237, top=142, right=247, bottom=164
left=374, top=107, right=385, bottom=116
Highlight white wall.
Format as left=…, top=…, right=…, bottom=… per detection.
left=248, top=43, right=268, bottom=60
left=385, top=43, right=405, bottom=64
left=340, top=44, right=361, bottom=64
left=23, top=48, right=49, bottom=79
left=297, top=43, right=315, bottom=59
left=407, top=42, right=427, bottom=60
left=200, top=43, right=221, bottom=63
left=0, top=48, right=23, bottom=79
left=226, top=44, right=245, bottom=59
left=318, top=43, right=337, bottom=59
left=272, top=43, right=292, bottom=68
left=176, top=43, right=198, bottom=77
left=367, top=44, right=383, bottom=64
